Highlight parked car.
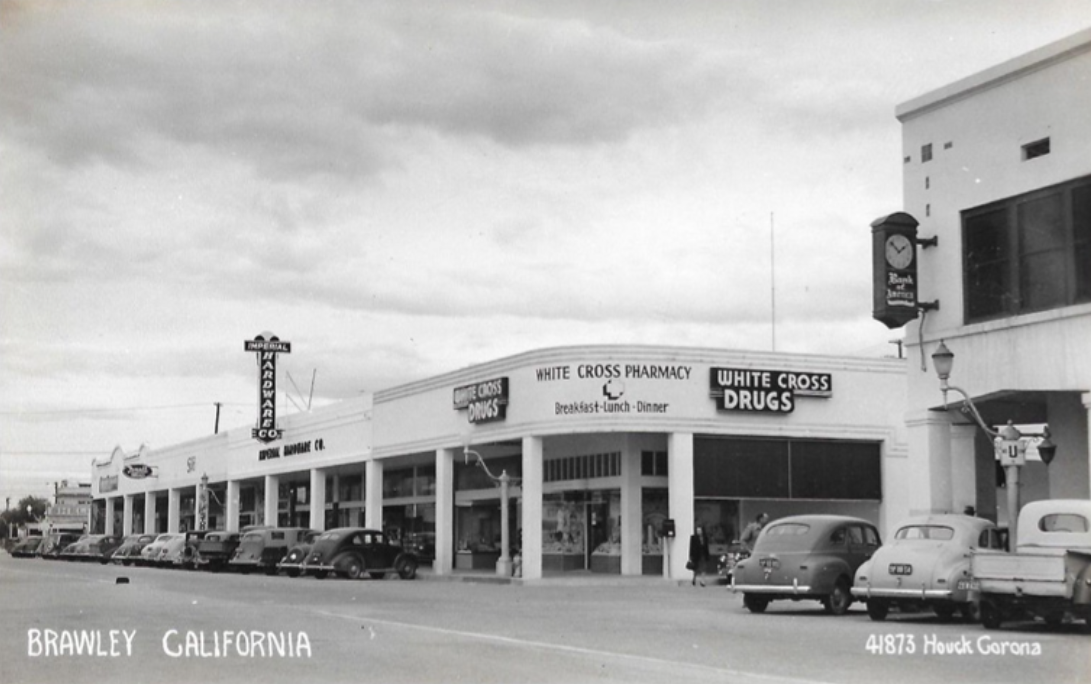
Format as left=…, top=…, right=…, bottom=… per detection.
left=301, top=527, right=419, bottom=580
left=731, top=515, right=881, bottom=615
left=64, top=534, right=123, bottom=563
left=852, top=514, right=1000, bottom=621
left=9, top=537, right=43, bottom=558
left=194, top=531, right=242, bottom=572
left=39, top=533, right=84, bottom=560
left=139, top=533, right=182, bottom=566
left=230, top=527, right=312, bottom=574
left=110, top=534, right=157, bottom=565
left=157, top=532, right=204, bottom=567
left=277, top=530, right=320, bottom=577
left=58, top=539, right=88, bottom=561
left=402, top=532, right=435, bottom=563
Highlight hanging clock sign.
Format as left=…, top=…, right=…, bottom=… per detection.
left=871, top=212, right=934, bottom=329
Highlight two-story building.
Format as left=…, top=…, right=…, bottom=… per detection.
left=890, top=27, right=1091, bottom=525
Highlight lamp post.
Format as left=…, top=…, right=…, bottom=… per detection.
left=931, top=340, right=1057, bottom=548
left=463, top=446, right=518, bottom=577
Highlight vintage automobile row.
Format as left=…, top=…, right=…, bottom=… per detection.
left=730, top=505, right=1091, bottom=631
left=7, top=526, right=424, bottom=581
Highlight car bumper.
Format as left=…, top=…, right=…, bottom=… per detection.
left=852, top=586, right=954, bottom=600
left=732, top=578, right=814, bottom=595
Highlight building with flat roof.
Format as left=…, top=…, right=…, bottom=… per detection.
left=92, top=344, right=906, bottom=580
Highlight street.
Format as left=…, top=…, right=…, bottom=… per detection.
left=0, top=555, right=1088, bottom=684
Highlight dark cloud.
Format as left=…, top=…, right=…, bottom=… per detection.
left=0, top=1, right=735, bottom=183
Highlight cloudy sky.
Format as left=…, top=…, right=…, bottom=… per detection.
left=3, top=0, right=1091, bottom=505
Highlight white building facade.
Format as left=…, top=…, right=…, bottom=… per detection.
left=92, top=345, right=906, bottom=581
left=894, top=28, right=1091, bottom=524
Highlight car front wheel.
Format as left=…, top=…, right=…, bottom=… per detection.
left=824, top=580, right=852, bottom=616
left=980, top=600, right=1003, bottom=630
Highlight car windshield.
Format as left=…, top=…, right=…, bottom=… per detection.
left=241, top=532, right=264, bottom=542
left=1038, top=514, right=1089, bottom=533
left=318, top=532, right=342, bottom=541
left=894, top=525, right=955, bottom=541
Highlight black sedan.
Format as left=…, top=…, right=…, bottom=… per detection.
left=301, top=527, right=419, bottom=580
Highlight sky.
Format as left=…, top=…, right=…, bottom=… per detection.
left=3, top=0, right=1091, bottom=507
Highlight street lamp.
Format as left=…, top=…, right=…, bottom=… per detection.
left=931, top=340, right=1057, bottom=547
left=463, top=445, right=519, bottom=578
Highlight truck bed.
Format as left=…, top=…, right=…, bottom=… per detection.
left=972, top=549, right=1069, bottom=598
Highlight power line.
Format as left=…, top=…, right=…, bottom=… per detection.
left=0, top=402, right=249, bottom=417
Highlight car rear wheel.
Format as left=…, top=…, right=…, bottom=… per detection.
left=397, top=557, right=419, bottom=580
left=823, top=579, right=852, bottom=616
left=934, top=604, right=957, bottom=622
left=743, top=594, right=769, bottom=614
left=342, top=557, right=364, bottom=580
left=980, top=600, right=1003, bottom=630
left=866, top=599, right=889, bottom=622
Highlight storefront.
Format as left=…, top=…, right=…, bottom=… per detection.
left=92, top=344, right=907, bottom=581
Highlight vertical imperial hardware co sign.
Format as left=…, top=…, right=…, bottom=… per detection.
left=244, top=332, right=292, bottom=443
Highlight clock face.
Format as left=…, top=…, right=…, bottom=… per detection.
left=885, top=234, right=914, bottom=270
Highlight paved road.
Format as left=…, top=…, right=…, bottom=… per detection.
left=1, top=555, right=1087, bottom=684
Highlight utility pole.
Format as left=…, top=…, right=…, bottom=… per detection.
left=214, top=402, right=222, bottom=434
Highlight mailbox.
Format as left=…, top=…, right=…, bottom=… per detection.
left=661, top=519, right=676, bottom=538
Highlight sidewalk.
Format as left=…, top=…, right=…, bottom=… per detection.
left=417, top=566, right=721, bottom=588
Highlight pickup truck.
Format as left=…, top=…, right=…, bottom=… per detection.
left=970, top=499, right=1091, bottom=629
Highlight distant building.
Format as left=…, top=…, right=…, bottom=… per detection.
left=43, top=481, right=92, bottom=533
left=892, top=28, right=1091, bottom=525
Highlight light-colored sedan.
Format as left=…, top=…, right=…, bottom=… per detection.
left=139, top=533, right=182, bottom=566
left=852, top=514, right=1002, bottom=621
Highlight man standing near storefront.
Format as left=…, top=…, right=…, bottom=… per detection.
left=740, top=512, right=769, bottom=552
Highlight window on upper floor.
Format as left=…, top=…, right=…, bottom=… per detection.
left=963, top=174, right=1091, bottom=322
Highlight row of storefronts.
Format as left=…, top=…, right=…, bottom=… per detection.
left=91, top=345, right=907, bottom=580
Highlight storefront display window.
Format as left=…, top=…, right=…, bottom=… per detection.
left=641, top=489, right=668, bottom=575
left=694, top=499, right=739, bottom=557
left=542, top=490, right=619, bottom=573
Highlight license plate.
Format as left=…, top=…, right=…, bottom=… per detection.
left=759, top=558, right=780, bottom=570
left=889, top=563, right=913, bottom=576
left=956, top=579, right=979, bottom=591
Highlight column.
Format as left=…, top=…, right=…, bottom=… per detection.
left=521, top=436, right=543, bottom=580
left=264, top=474, right=280, bottom=528
left=667, top=432, right=695, bottom=581
left=226, top=480, right=240, bottom=532
left=123, top=495, right=134, bottom=536
left=143, top=493, right=156, bottom=535
left=168, top=488, right=181, bottom=533
left=104, top=498, right=116, bottom=536
left=309, top=468, right=327, bottom=531
left=620, top=443, right=642, bottom=576
left=434, top=448, right=455, bottom=575
left=950, top=424, right=978, bottom=514
left=365, top=460, right=383, bottom=529
left=906, top=412, right=955, bottom=515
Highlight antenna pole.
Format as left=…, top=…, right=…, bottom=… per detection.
left=307, top=369, right=316, bottom=410
left=770, top=211, right=777, bottom=352
left=214, top=402, right=222, bottom=434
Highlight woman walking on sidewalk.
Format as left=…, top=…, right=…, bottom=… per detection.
left=688, top=526, right=710, bottom=586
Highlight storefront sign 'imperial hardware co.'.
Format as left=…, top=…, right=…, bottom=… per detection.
left=709, top=367, right=832, bottom=414
left=453, top=377, right=509, bottom=424
left=244, top=332, right=292, bottom=444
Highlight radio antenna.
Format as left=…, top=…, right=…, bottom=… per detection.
left=770, top=211, right=777, bottom=352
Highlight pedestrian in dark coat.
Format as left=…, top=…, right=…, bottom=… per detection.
left=689, top=526, right=710, bottom=586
